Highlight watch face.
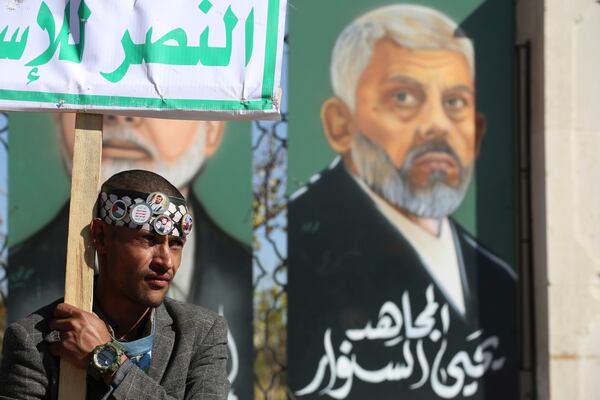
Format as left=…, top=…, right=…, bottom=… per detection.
left=95, top=347, right=116, bottom=369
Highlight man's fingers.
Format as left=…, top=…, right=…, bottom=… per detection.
left=53, top=303, right=73, bottom=318
left=48, top=318, right=74, bottom=331
left=53, top=303, right=81, bottom=318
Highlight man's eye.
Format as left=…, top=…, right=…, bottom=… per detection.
left=143, top=238, right=156, bottom=246
left=444, top=97, right=467, bottom=110
left=140, top=235, right=159, bottom=245
left=393, top=91, right=418, bottom=106
left=170, top=240, right=185, bottom=249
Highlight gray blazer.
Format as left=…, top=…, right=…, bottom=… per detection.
left=0, top=298, right=230, bottom=399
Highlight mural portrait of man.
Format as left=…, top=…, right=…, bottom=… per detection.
left=288, top=4, right=518, bottom=399
left=8, top=113, right=253, bottom=400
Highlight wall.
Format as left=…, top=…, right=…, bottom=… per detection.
left=520, top=0, right=600, bottom=398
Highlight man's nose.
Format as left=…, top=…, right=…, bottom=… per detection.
left=418, top=99, right=451, bottom=140
left=103, top=114, right=143, bottom=127
left=152, top=242, right=175, bottom=273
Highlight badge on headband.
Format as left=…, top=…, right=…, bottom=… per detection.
left=153, top=215, right=174, bottom=235
left=130, top=203, right=152, bottom=225
left=147, top=192, right=170, bottom=215
left=181, top=214, right=193, bottom=236
left=98, top=190, right=192, bottom=237
left=109, top=200, right=127, bottom=221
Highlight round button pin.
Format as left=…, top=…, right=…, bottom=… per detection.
left=146, top=192, right=170, bottom=215
left=109, top=200, right=127, bottom=221
left=153, top=215, right=174, bottom=235
left=130, top=203, right=152, bottom=225
left=181, top=214, right=193, bottom=236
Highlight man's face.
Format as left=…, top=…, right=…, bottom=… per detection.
left=56, top=114, right=223, bottom=189
left=99, top=224, right=185, bottom=308
left=349, top=39, right=482, bottom=218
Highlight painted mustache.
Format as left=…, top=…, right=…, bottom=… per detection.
left=102, top=127, right=158, bottom=161
left=402, top=139, right=464, bottom=179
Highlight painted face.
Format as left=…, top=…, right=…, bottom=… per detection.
left=350, top=39, right=481, bottom=218
left=100, top=225, right=185, bottom=308
left=56, top=114, right=221, bottom=188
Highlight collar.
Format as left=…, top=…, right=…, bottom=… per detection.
left=93, top=297, right=156, bottom=341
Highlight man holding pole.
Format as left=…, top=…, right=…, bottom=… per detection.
left=8, top=114, right=253, bottom=399
left=0, top=169, right=230, bottom=399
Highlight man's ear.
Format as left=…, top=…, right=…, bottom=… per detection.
left=475, top=113, right=487, bottom=157
left=90, top=218, right=109, bottom=254
left=321, top=97, right=355, bottom=153
left=204, top=121, right=225, bottom=158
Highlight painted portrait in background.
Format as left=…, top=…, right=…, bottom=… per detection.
left=8, top=112, right=253, bottom=400
left=288, top=1, right=519, bottom=399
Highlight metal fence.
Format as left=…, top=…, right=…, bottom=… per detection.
left=252, top=33, right=289, bottom=400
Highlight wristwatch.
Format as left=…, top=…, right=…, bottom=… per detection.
left=91, top=340, right=125, bottom=374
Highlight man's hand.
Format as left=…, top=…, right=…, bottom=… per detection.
left=48, top=303, right=112, bottom=369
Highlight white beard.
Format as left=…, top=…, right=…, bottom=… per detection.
left=61, top=124, right=207, bottom=190
left=351, top=133, right=473, bottom=219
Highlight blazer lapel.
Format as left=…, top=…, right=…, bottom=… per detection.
left=149, top=303, right=175, bottom=382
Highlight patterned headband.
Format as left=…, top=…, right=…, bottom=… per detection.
left=97, top=190, right=193, bottom=237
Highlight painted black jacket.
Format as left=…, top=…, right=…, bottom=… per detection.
left=288, top=160, right=519, bottom=400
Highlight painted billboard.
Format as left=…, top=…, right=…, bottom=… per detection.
left=287, top=1, right=519, bottom=398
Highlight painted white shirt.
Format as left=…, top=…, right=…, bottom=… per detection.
left=352, top=174, right=466, bottom=315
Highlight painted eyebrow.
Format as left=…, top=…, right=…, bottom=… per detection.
left=387, top=75, right=424, bottom=88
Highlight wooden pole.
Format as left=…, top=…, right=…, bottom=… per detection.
left=58, top=113, right=103, bottom=400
